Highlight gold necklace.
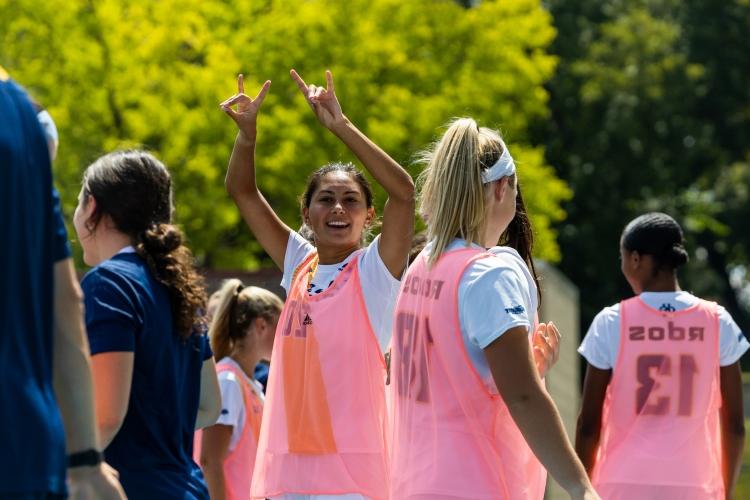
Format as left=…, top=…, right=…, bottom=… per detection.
left=306, top=255, right=320, bottom=290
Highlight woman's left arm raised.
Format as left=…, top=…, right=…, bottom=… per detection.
left=290, top=69, right=414, bottom=278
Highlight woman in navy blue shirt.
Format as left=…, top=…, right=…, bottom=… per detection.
left=73, top=150, right=222, bottom=499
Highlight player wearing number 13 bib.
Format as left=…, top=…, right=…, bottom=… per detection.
left=576, top=213, right=749, bottom=500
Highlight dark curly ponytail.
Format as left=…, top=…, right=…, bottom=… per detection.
left=82, top=150, right=207, bottom=338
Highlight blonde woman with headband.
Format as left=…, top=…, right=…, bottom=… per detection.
left=196, top=280, right=283, bottom=500
left=389, top=118, right=598, bottom=499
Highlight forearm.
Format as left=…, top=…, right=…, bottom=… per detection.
left=53, top=332, right=100, bottom=453
left=225, top=131, right=290, bottom=268
left=574, top=421, right=601, bottom=477
left=718, top=362, right=745, bottom=498
left=196, top=358, right=221, bottom=429
left=203, top=463, right=228, bottom=500
left=53, top=260, right=100, bottom=453
left=721, top=417, right=745, bottom=497
left=331, top=117, right=414, bottom=202
left=507, top=387, right=592, bottom=495
left=98, top=415, right=123, bottom=449
left=225, top=131, right=260, bottom=199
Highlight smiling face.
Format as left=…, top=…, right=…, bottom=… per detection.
left=302, top=171, right=374, bottom=251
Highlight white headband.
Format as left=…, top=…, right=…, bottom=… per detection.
left=37, top=110, right=59, bottom=161
left=481, top=141, right=516, bottom=184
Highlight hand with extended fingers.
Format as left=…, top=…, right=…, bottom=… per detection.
left=290, top=69, right=345, bottom=131
left=533, top=321, right=561, bottom=378
left=220, top=74, right=271, bottom=141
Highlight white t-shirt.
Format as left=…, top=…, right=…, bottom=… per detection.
left=281, top=231, right=401, bottom=353
left=424, top=239, right=538, bottom=386
left=214, top=357, right=265, bottom=451
left=579, top=291, right=749, bottom=369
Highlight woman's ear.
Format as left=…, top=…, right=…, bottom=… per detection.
left=365, top=206, right=375, bottom=226
left=624, top=250, right=644, bottom=273
left=253, top=316, right=275, bottom=337
left=631, top=250, right=641, bottom=266
left=251, top=317, right=265, bottom=333
left=494, top=177, right=510, bottom=202
left=82, top=194, right=99, bottom=232
left=302, top=206, right=310, bottom=225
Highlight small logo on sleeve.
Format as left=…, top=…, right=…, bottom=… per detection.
left=303, top=314, right=313, bottom=326
left=504, top=305, right=525, bottom=315
left=221, top=408, right=229, bottom=415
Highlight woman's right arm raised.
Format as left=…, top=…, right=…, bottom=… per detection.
left=222, top=74, right=291, bottom=270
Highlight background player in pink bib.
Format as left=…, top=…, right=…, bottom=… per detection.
left=390, top=117, right=598, bottom=500
left=219, top=69, right=414, bottom=499
left=196, top=280, right=282, bottom=500
left=576, top=213, right=748, bottom=499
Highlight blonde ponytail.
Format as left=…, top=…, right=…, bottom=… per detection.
left=418, top=119, right=541, bottom=300
left=418, top=118, right=486, bottom=264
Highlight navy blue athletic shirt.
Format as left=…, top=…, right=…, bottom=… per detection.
left=82, top=251, right=212, bottom=499
left=0, top=74, right=71, bottom=495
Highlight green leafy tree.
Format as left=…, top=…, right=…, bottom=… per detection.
left=1, top=0, right=568, bottom=269
left=544, top=0, right=750, bottom=355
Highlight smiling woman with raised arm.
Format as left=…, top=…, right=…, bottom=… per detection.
left=220, top=69, right=414, bottom=500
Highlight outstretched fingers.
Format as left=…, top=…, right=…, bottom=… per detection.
left=221, top=104, right=239, bottom=122
left=325, top=69, right=334, bottom=93
left=220, top=79, right=271, bottom=108
left=546, top=321, right=561, bottom=363
left=254, top=80, right=272, bottom=105
left=220, top=94, right=247, bottom=108
left=290, top=69, right=309, bottom=96
left=238, top=73, right=244, bottom=95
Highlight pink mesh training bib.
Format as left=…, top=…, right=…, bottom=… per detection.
left=389, top=248, right=546, bottom=499
left=594, top=296, right=723, bottom=500
left=250, top=251, right=389, bottom=499
left=194, top=361, right=264, bottom=500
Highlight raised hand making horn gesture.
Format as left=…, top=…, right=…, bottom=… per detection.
left=220, top=74, right=271, bottom=141
left=290, top=69, right=344, bottom=131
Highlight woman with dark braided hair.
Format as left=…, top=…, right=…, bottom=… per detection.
left=576, top=212, right=748, bottom=499
left=73, top=150, right=222, bottom=499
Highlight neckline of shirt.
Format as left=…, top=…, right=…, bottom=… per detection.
left=425, top=238, right=524, bottom=260
left=115, top=245, right=136, bottom=255
left=639, top=290, right=691, bottom=298
left=219, top=357, right=264, bottom=398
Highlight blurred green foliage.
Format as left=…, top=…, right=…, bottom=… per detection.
left=0, top=0, right=568, bottom=269
left=543, top=0, right=750, bottom=343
